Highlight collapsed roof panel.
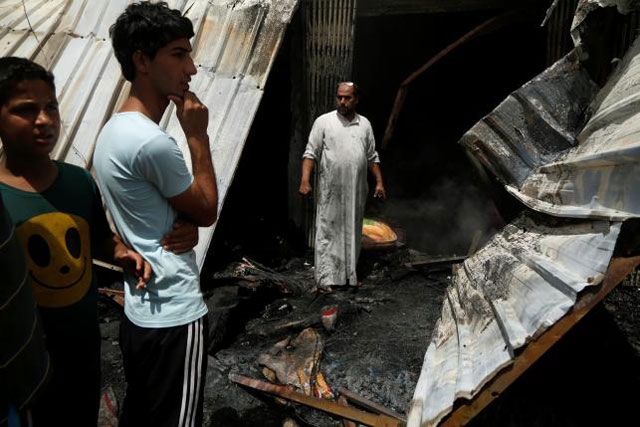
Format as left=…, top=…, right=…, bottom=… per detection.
left=410, top=3, right=640, bottom=424
left=410, top=214, right=621, bottom=426
left=0, top=0, right=298, bottom=268
left=571, top=0, right=640, bottom=43
left=461, top=32, right=640, bottom=220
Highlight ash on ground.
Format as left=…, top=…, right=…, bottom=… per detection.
left=99, top=248, right=449, bottom=426
left=99, top=251, right=640, bottom=426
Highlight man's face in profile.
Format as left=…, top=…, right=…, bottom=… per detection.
left=146, top=38, right=198, bottom=99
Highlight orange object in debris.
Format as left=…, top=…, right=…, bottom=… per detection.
left=314, top=372, right=335, bottom=400
left=362, top=219, right=397, bottom=249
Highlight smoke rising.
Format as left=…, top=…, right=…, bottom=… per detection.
left=378, top=178, right=503, bottom=256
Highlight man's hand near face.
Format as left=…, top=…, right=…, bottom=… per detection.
left=166, top=91, right=218, bottom=227
left=168, top=91, right=208, bottom=141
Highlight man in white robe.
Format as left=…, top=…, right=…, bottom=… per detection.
left=299, top=82, right=386, bottom=288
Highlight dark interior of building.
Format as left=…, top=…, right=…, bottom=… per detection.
left=206, top=4, right=552, bottom=272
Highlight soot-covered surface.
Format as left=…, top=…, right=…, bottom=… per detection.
left=98, top=249, right=450, bottom=426
left=98, top=253, right=640, bottom=427
left=202, top=250, right=448, bottom=426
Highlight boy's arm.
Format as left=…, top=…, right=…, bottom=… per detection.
left=167, top=91, right=218, bottom=227
left=99, top=234, right=152, bottom=289
left=89, top=173, right=152, bottom=287
left=161, top=218, right=199, bottom=254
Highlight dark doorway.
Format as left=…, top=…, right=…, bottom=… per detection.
left=353, top=8, right=548, bottom=255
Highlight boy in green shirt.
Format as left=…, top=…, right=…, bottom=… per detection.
left=0, top=57, right=198, bottom=426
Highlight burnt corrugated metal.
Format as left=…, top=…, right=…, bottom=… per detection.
left=571, top=0, right=640, bottom=44
left=409, top=214, right=621, bottom=426
left=304, top=0, right=356, bottom=126
left=0, top=0, right=299, bottom=268
left=460, top=32, right=640, bottom=220
left=410, top=3, right=640, bottom=425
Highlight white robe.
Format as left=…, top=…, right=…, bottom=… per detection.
left=303, top=111, right=380, bottom=286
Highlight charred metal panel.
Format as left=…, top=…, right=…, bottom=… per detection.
left=460, top=49, right=598, bottom=190
left=410, top=214, right=620, bottom=426
left=459, top=37, right=640, bottom=220
left=0, top=0, right=299, bottom=268
left=304, top=0, right=357, bottom=126
left=571, top=0, right=640, bottom=44
left=411, top=3, right=640, bottom=425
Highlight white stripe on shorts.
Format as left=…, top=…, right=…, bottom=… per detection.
left=178, top=321, right=194, bottom=427
left=180, top=318, right=204, bottom=427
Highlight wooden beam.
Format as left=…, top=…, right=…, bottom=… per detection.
left=357, top=0, right=512, bottom=17
left=338, top=395, right=358, bottom=427
left=339, top=387, right=407, bottom=422
left=229, top=374, right=403, bottom=427
left=439, top=255, right=640, bottom=426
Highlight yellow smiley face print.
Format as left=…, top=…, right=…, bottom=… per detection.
left=17, top=212, right=92, bottom=308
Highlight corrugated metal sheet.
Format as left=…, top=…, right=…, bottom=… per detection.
left=0, top=0, right=299, bottom=268
left=305, top=0, right=356, bottom=130
left=460, top=32, right=640, bottom=220
left=409, top=214, right=621, bottom=426
left=571, top=0, right=640, bottom=44
left=410, top=3, right=640, bottom=425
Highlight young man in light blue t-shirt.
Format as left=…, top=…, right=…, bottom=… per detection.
left=93, top=3, right=218, bottom=426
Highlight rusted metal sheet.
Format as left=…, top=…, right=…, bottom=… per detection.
left=0, top=0, right=299, bottom=268
left=304, top=0, right=357, bottom=127
left=409, top=215, right=621, bottom=426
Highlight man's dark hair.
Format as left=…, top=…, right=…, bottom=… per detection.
left=110, top=1, right=195, bottom=81
left=0, top=57, right=55, bottom=106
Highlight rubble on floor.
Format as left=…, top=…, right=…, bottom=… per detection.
left=98, top=248, right=450, bottom=426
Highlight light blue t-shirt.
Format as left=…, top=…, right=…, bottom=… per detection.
left=93, top=112, right=207, bottom=328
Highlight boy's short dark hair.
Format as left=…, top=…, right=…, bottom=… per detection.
left=110, top=1, right=195, bottom=82
left=0, top=57, right=55, bottom=106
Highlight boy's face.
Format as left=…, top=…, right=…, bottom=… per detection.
left=146, top=38, right=197, bottom=99
left=0, top=79, right=60, bottom=158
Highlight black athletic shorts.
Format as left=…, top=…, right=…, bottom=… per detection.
left=119, top=315, right=209, bottom=427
